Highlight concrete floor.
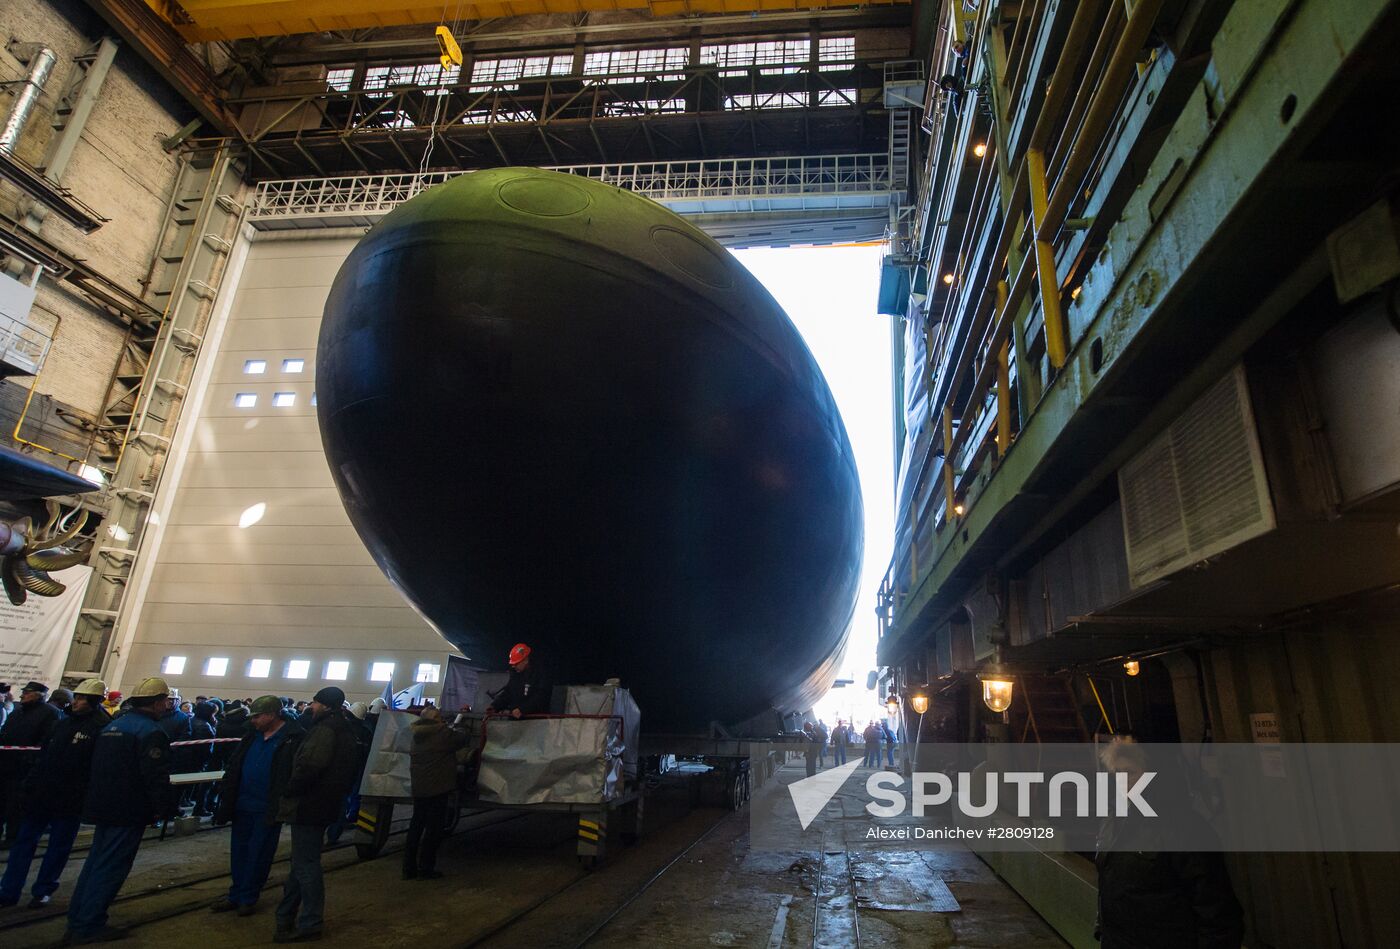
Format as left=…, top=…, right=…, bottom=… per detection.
left=0, top=765, right=1066, bottom=948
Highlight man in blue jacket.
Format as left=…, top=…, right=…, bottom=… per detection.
left=62, top=676, right=178, bottom=945
left=211, top=695, right=304, bottom=917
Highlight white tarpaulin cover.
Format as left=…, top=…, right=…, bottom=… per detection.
left=359, top=709, right=414, bottom=798
left=562, top=685, right=641, bottom=781
left=477, top=716, right=623, bottom=805
left=0, top=565, right=91, bottom=688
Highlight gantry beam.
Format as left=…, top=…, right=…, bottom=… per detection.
left=153, top=0, right=909, bottom=42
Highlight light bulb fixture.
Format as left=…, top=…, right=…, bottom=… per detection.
left=978, top=647, right=1014, bottom=713
left=1124, top=660, right=1140, bottom=677
left=953, top=502, right=966, bottom=517
left=885, top=693, right=900, bottom=716
left=910, top=689, right=930, bottom=715
left=972, top=142, right=987, bottom=158
left=942, top=272, right=955, bottom=286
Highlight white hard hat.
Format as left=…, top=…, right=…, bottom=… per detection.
left=131, top=676, right=171, bottom=698
left=74, top=678, right=107, bottom=698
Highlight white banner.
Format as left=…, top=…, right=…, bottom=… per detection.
left=0, top=565, right=92, bottom=689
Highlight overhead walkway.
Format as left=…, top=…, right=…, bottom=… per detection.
left=246, top=153, right=897, bottom=246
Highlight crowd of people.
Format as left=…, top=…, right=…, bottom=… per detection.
left=795, top=717, right=899, bottom=776
left=0, top=641, right=544, bottom=945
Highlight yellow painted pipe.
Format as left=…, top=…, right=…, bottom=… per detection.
left=1026, top=147, right=1068, bottom=369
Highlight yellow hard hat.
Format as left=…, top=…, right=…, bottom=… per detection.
left=131, top=676, right=170, bottom=698
left=74, top=678, right=107, bottom=697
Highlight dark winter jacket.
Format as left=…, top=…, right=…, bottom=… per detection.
left=157, top=707, right=192, bottom=741
left=212, top=705, right=250, bottom=770
left=82, top=708, right=178, bottom=826
left=489, top=664, right=550, bottom=716
left=409, top=717, right=467, bottom=798
left=178, top=703, right=218, bottom=773
left=1096, top=815, right=1244, bottom=949
left=215, top=720, right=305, bottom=826
left=0, top=700, right=60, bottom=787
left=20, top=706, right=111, bottom=818
left=0, top=700, right=59, bottom=753
left=275, top=709, right=361, bottom=826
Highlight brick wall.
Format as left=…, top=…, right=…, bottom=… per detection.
left=0, top=0, right=194, bottom=442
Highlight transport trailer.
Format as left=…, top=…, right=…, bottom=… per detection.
left=353, top=684, right=644, bottom=868
left=640, top=733, right=788, bottom=811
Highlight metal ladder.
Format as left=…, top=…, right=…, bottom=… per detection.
left=63, top=148, right=245, bottom=680
left=888, top=107, right=914, bottom=201
left=882, top=59, right=924, bottom=202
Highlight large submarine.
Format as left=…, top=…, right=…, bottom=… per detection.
left=317, top=167, right=862, bottom=732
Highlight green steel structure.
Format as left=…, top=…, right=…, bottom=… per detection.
left=879, top=0, right=1400, bottom=945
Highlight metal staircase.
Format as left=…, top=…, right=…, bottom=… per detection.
left=63, top=148, right=245, bottom=680
left=1010, top=675, right=1091, bottom=743
left=882, top=60, right=924, bottom=202
left=888, top=107, right=914, bottom=201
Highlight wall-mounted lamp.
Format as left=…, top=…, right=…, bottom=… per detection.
left=972, top=142, right=987, bottom=158
left=885, top=693, right=900, bottom=716
left=910, top=689, right=930, bottom=715
left=953, top=502, right=965, bottom=517
left=1124, top=660, right=1140, bottom=677
left=942, top=272, right=955, bottom=286
left=978, top=647, right=1014, bottom=713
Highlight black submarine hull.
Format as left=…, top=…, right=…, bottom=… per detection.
left=317, top=168, right=862, bottom=731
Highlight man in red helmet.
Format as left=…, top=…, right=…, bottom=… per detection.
left=488, top=643, right=549, bottom=719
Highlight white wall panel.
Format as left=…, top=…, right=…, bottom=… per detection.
left=220, top=317, right=323, bottom=351
left=233, top=286, right=331, bottom=319
left=127, top=234, right=458, bottom=704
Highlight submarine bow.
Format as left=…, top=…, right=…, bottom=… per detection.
left=317, top=167, right=863, bottom=731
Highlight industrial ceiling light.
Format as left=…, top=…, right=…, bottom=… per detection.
left=885, top=693, right=900, bottom=716
left=953, top=502, right=965, bottom=516
left=972, top=142, right=987, bottom=158
left=910, top=688, right=930, bottom=715
left=942, top=272, right=955, bottom=285
left=1124, top=660, right=1140, bottom=677
left=978, top=647, right=1014, bottom=713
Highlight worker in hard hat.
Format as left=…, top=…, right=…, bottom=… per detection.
left=63, top=676, right=179, bottom=945
left=488, top=643, right=550, bottom=719
left=0, top=679, right=110, bottom=909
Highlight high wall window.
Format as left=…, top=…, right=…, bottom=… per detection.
left=282, top=358, right=305, bottom=373
left=162, top=656, right=186, bottom=675
left=234, top=393, right=257, bottom=408
left=415, top=663, right=441, bottom=683
left=205, top=657, right=229, bottom=676
left=369, top=661, right=395, bottom=682
left=702, top=40, right=810, bottom=76
left=470, top=55, right=571, bottom=90
left=327, top=67, right=355, bottom=91
left=272, top=392, right=296, bottom=408
left=243, top=359, right=266, bottom=374
left=584, top=48, right=687, bottom=80
left=818, top=37, right=855, bottom=69
left=286, top=659, right=311, bottom=679
left=325, top=661, right=349, bottom=680
left=364, top=63, right=459, bottom=93
left=248, top=658, right=272, bottom=678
